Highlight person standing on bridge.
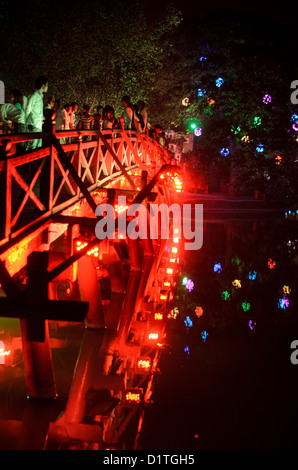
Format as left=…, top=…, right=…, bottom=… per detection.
left=121, top=95, right=139, bottom=131
left=102, top=105, right=118, bottom=131
left=25, top=76, right=48, bottom=151
left=93, top=105, right=103, bottom=130
left=43, top=96, right=55, bottom=133
left=54, top=100, right=69, bottom=144
left=69, top=102, right=78, bottom=129
left=76, top=104, right=94, bottom=141
left=137, top=100, right=147, bottom=133
left=9, top=89, right=26, bottom=133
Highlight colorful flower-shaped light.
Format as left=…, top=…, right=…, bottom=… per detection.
left=283, top=285, right=291, bottom=294
left=185, top=279, right=194, bottom=292
left=248, top=271, right=257, bottom=280
left=220, top=147, right=229, bottom=156
left=195, top=306, right=204, bottom=318
left=275, top=155, right=282, bottom=165
left=184, top=316, right=193, bottom=328
left=214, top=263, right=222, bottom=273
left=256, top=144, right=264, bottom=153
left=263, top=94, right=272, bottom=104
left=241, top=301, right=251, bottom=312
left=268, top=258, right=276, bottom=269
left=197, top=88, right=206, bottom=97
left=216, top=77, right=224, bottom=87
left=201, top=330, right=209, bottom=342
left=278, top=297, right=290, bottom=309
left=194, top=127, right=202, bottom=137
left=182, top=97, right=190, bottom=106
left=221, top=290, right=230, bottom=301
left=231, top=125, right=241, bottom=134
left=248, top=320, right=256, bottom=330
left=232, top=279, right=241, bottom=289
left=290, top=114, right=298, bottom=122
left=254, top=116, right=262, bottom=126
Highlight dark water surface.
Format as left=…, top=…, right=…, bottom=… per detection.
left=140, top=216, right=298, bottom=450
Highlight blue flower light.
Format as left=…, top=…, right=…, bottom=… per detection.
left=201, top=330, right=209, bottom=342
left=197, top=88, right=206, bottom=97
left=278, top=297, right=290, bottom=309
left=290, top=114, right=298, bottom=122
left=220, top=147, right=229, bottom=157
left=256, top=144, right=264, bottom=153
left=216, top=77, right=224, bottom=87
left=184, top=316, right=193, bottom=328
left=248, top=271, right=257, bottom=280
left=214, top=263, right=222, bottom=273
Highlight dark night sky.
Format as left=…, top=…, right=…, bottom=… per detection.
left=157, top=0, right=295, bottom=29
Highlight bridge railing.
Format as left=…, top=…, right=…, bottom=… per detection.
left=0, top=127, right=170, bottom=246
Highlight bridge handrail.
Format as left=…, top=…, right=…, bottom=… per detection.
left=0, top=127, right=171, bottom=249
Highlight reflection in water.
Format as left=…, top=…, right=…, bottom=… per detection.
left=179, top=218, right=298, bottom=338
left=140, top=217, right=298, bottom=450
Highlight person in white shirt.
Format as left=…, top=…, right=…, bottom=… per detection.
left=10, top=89, right=26, bottom=133
left=70, top=102, right=78, bottom=129
left=0, top=102, right=26, bottom=152
left=54, top=100, right=69, bottom=144
left=0, top=103, right=23, bottom=128
left=64, top=104, right=71, bottom=131
left=25, top=76, right=48, bottom=150
left=54, top=100, right=67, bottom=131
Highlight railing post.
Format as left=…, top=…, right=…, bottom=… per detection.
left=116, top=238, right=142, bottom=345
left=77, top=255, right=105, bottom=329
left=0, top=161, right=7, bottom=239
left=39, top=150, right=51, bottom=210
left=21, top=252, right=57, bottom=400
left=119, top=117, right=124, bottom=130
left=0, top=148, right=12, bottom=239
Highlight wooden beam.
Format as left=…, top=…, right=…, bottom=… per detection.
left=51, top=137, right=97, bottom=213
left=97, top=131, right=136, bottom=190
left=53, top=214, right=97, bottom=226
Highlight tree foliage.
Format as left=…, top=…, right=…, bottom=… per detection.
left=0, top=0, right=181, bottom=114
left=147, top=10, right=298, bottom=200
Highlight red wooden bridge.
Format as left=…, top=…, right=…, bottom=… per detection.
left=0, top=124, right=183, bottom=449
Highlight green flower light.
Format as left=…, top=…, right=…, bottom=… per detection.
left=231, top=125, right=241, bottom=134
left=222, top=290, right=230, bottom=301
left=241, top=301, right=251, bottom=312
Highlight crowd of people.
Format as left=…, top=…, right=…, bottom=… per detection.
left=0, top=75, right=169, bottom=152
